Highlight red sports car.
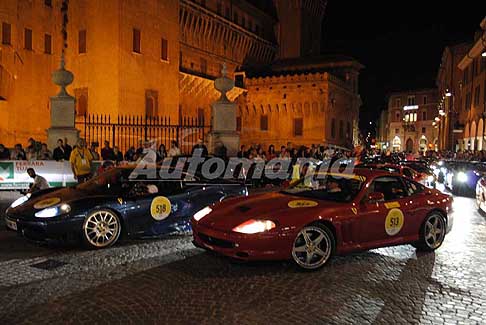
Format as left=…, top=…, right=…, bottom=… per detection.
left=191, top=168, right=453, bottom=270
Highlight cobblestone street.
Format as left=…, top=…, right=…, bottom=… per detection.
left=0, top=191, right=485, bottom=324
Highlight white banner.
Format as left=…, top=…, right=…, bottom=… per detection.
left=0, top=160, right=77, bottom=190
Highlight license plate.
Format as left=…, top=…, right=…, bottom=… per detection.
left=6, top=219, right=17, bottom=231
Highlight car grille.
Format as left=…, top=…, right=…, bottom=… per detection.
left=199, top=233, right=235, bottom=249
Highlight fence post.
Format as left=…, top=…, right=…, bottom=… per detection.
left=83, top=113, right=87, bottom=143
left=144, top=114, right=148, bottom=142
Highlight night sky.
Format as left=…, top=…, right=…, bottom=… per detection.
left=321, top=0, right=485, bottom=136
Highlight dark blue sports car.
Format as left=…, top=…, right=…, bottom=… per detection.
left=444, top=161, right=486, bottom=196
left=5, top=166, right=248, bottom=249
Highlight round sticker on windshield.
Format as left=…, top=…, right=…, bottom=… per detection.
left=288, top=200, right=318, bottom=208
left=150, top=196, right=171, bottom=221
left=33, top=197, right=61, bottom=210
left=385, top=208, right=404, bottom=236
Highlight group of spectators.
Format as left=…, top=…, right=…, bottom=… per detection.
left=0, top=138, right=69, bottom=161
left=237, top=142, right=355, bottom=162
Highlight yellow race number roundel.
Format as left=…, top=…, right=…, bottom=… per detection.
left=150, top=196, right=171, bottom=221
left=385, top=208, right=404, bottom=236
left=288, top=200, right=318, bottom=208
left=33, top=197, right=61, bottom=210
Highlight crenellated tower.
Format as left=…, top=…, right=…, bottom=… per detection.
left=273, top=0, right=328, bottom=59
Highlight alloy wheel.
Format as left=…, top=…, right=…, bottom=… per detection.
left=424, top=214, right=445, bottom=250
left=292, top=226, right=332, bottom=270
left=83, top=210, right=121, bottom=248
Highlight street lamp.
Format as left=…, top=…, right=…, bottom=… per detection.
left=445, top=90, right=452, bottom=97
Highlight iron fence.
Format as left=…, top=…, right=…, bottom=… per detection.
left=76, top=114, right=210, bottom=155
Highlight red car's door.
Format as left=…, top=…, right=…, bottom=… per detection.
left=358, top=176, right=416, bottom=247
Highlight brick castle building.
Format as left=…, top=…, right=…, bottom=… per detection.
left=0, top=0, right=362, bottom=149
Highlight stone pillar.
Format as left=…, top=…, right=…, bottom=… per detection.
left=208, top=64, right=240, bottom=156
left=46, top=55, right=79, bottom=150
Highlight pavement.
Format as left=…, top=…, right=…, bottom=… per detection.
left=0, top=189, right=485, bottom=324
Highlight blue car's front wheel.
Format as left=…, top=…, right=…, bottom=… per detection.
left=82, top=209, right=122, bottom=249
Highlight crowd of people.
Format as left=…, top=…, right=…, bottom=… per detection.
left=236, top=142, right=355, bottom=162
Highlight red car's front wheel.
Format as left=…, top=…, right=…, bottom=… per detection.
left=291, top=224, right=335, bottom=270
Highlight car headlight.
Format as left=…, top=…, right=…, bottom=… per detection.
left=457, top=172, right=468, bottom=183
left=427, top=175, right=434, bottom=183
left=35, top=203, right=71, bottom=218
left=438, top=161, right=444, bottom=166
left=232, top=219, right=276, bottom=234
left=10, top=193, right=32, bottom=209
left=193, top=206, right=212, bottom=222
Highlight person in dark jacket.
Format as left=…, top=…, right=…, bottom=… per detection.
left=191, top=139, right=208, bottom=157
left=53, top=139, right=67, bottom=161
left=0, top=144, right=10, bottom=160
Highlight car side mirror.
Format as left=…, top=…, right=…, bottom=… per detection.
left=367, top=192, right=384, bottom=203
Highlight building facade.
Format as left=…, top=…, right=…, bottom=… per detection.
left=386, top=89, right=438, bottom=153
left=435, top=42, right=471, bottom=151
left=455, top=17, right=486, bottom=151
left=0, top=0, right=361, bottom=149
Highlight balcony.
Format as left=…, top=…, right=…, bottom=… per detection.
left=179, top=0, right=277, bottom=67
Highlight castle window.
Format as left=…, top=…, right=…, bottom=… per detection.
left=79, top=30, right=87, bottom=54
left=24, top=28, right=32, bottom=50
left=260, top=115, right=269, bottom=131
left=423, top=96, right=427, bottom=105
left=44, top=34, right=52, bottom=54
left=422, top=111, right=426, bottom=120
left=133, top=28, right=141, bottom=53
left=2, top=22, right=11, bottom=45
left=294, top=118, right=303, bottom=136
left=74, top=88, right=88, bottom=116
left=44, top=0, right=52, bottom=7
left=233, top=12, right=238, bottom=24
left=339, top=120, right=344, bottom=138
left=145, top=90, right=158, bottom=117
left=331, top=119, right=336, bottom=138
left=161, top=38, right=168, bottom=61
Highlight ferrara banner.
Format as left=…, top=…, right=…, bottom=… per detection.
left=0, top=161, right=77, bottom=190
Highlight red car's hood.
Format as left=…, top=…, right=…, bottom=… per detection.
left=199, top=191, right=344, bottom=231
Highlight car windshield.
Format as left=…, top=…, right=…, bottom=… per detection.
left=76, top=168, right=131, bottom=193
left=282, top=173, right=366, bottom=202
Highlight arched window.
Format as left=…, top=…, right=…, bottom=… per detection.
left=77, top=94, right=87, bottom=116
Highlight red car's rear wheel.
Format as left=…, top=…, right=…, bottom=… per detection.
left=291, top=224, right=335, bottom=270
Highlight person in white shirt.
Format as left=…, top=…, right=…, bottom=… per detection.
left=26, top=168, right=49, bottom=194
left=168, top=140, right=182, bottom=157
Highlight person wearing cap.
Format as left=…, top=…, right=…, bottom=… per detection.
left=26, top=168, right=49, bottom=194
left=70, top=139, right=94, bottom=183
